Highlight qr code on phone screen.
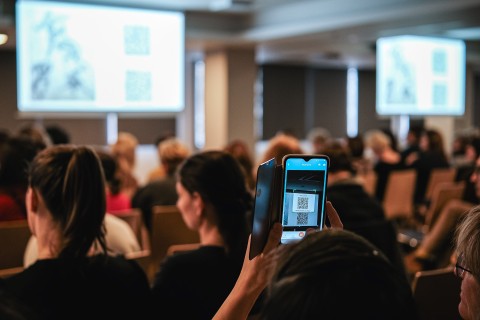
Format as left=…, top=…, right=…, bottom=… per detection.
left=297, top=212, right=308, bottom=225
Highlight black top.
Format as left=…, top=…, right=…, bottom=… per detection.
left=132, top=175, right=178, bottom=231
left=410, top=151, right=450, bottom=204
left=373, top=160, right=403, bottom=202
left=4, top=255, right=152, bottom=320
left=151, top=246, right=242, bottom=320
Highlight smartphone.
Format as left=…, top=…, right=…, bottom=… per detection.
left=249, top=158, right=281, bottom=260
left=280, top=154, right=329, bottom=244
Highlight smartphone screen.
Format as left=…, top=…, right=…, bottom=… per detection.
left=249, top=158, right=278, bottom=259
left=281, top=155, right=329, bottom=244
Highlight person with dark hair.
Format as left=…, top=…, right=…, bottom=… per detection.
left=406, top=129, right=450, bottom=204
left=400, top=125, right=423, bottom=164
left=3, top=145, right=151, bottom=320
left=0, top=137, right=43, bottom=221
left=323, top=144, right=406, bottom=275
left=259, top=229, right=417, bottom=320
left=45, top=125, right=70, bottom=145
left=151, top=151, right=252, bottom=320
left=97, top=150, right=131, bottom=212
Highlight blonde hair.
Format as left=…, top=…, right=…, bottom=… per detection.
left=260, top=134, right=304, bottom=164
left=455, top=205, right=480, bottom=281
left=365, top=130, right=390, bottom=152
left=111, top=132, right=138, bottom=168
left=158, top=138, right=190, bottom=175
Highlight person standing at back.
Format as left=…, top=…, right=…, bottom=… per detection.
left=3, top=145, right=151, bottom=320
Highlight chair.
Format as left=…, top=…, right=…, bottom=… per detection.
left=412, top=267, right=461, bottom=320
left=358, top=170, right=377, bottom=197
left=125, top=249, right=151, bottom=281
left=0, top=220, right=31, bottom=269
left=382, top=169, right=417, bottom=220
left=149, top=205, right=200, bottom=281
left=166, top=243, right=201, bottom=257
left=0, top=266, right=24, bottom=279
left=113, top=208, right=150, bottom=250
left=424, top=168, right=456, bottom=201
left=397, top=182, right=465, bottom=249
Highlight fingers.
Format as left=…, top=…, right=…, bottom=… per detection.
left=326, top=201, right=343, bottom=229
left=263, top=223, right=282, bottom=254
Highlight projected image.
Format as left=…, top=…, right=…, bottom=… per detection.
left=385, top=47, right=416, bottom=104
left=376, top=35, right=465, bottom=116
left=16, top=0, right=185, bottom=113
left=282, top=170, right=324, bottom=227
left=31, top=12, right=95, bottom=101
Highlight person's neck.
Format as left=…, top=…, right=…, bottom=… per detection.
left=328, top=171, right=353, bottom=185
left=198, top=221, right=225, bottom=248
left=35, top=216, right=62, bottom=260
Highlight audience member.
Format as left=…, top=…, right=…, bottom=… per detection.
left=110, top=132, right=139, bottom=198
left=214, top=213, right=415, bottom=319
left=3, top=145, right=151, bottom=319
left=45, top=125, right=70, bottom=145
left=259, top=134, right=303, bottom=165
left=404, top=155, right=480, bottom=273
left=16, top=124, right=51, bottom=149
left=323, top=144, right=406, bottom=275
left=307, top=127, right=331, bottom=154
left=147, top=132, right=176, bottom=182
left=400, top=125, right=422, bottom=164
left=0, top=137, right=43, bottom=221
left=365, top=129, right=402, bottom=202
left=151, top=151, right=252, bottom=320
left=133, top=138, right=190, bottom=231
left=224, top=139, right=256, bottom=192
left=259, top=229, right=416, bottom=319
left=406, top=129, right=450, bottom=205
left=453, top=205, right=480, bottom=320
left=381, top=128, right=399, bottom=152
left=97, top=150, right=131, bottom=212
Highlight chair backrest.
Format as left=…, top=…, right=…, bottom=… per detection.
left=358, top=170, right=377, bottom=197
left=113, top=208, right=150, bottom=250
left=166, top=243, right=201, bottom=257
left=0, top=220, right=31, bottom=269
left=125, top=249, right=151, bottom=281
left=412, top=267, right=461, bottom=320
left=424, top=181, right=465, bottom=228
left=382, top=169, right=417, bottom=220
left=424, top=168, right=456, bottom=200
left=149, top=205, right=200, bottom=279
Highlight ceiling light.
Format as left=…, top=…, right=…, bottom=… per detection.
left=0, top=34, right=8, bottom=45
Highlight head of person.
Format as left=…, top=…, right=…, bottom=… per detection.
left=454, top=205, right=480, bottom=319
left=261, top=134, right=304, bottom=164
left=45, top=125, right=71, bottom=145
left=176, top=151, right=252, bottom=258
left=420, top=129, right=446, bottom=157
left=346, top=134, right=365, bottom=159
left=322, top=143, right=354, bottom=185
left=111, top=132, right=138, bottom=169
left=96, top=150, right=122, bottom=195
left=407, top=126, right=423, bottom=147
left=465, top=137, right=480, bottom=163
left=307, top=127, right=331, bottom=154
left=26, top=145, right=107, bottom=259
left=158, top=138, right=190, bottom=176
left=224, top=140, right=255, bottom=190
left=364, top=129, right=391, bottom=156
left=0, top=137, right=43, bottom=188
left=260, top=229, right=416, bottom=320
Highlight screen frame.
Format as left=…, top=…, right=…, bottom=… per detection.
left=375, top=35, right=466, bottom=117
left=16, top=0, right=185, bottom=115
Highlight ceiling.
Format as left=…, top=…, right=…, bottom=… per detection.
left=2, top=0, right=480, bottom=69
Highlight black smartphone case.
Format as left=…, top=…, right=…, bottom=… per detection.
left=249, top=158, right=283, bottom=260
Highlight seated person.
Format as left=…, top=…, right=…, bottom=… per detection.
left=132, top=138, right=190, bottom=231
left=3, top=145, right=151, bottom=319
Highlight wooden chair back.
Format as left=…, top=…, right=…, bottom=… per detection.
left=424, top=182, right=465, bottom=228
left=125, top=250, right=151, bottom=282
left=0, top=220, right=31, bottom=269
left=412, top=267, right=461, bottom=320
left=149, top=205, right=200, bottom=280
left=382, top=169, right=416, bottom=220
left=113, top=208, right=150, bottom=250
left=424, top=168, right=456, bottom=200
left=358, top=170, right=377, bottom=196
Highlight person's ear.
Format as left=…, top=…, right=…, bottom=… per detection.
left=26, top=187, right=39, bottom=214
left=192, top=192, right=205, bottom=218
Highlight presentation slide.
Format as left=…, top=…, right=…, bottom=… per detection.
left=376, top=35, right=465, bottom=116
left=16, top=0, right=185, bottom=113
